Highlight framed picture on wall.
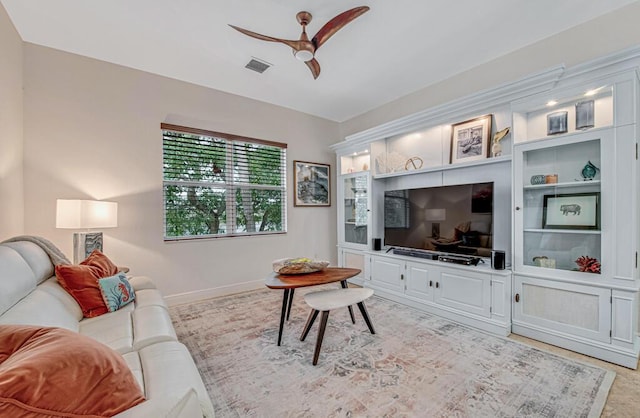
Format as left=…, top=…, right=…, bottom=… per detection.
left=293, top=161, right=331, bottom=206
left=450, top=114, right=492, bottom=164
left=542, top=193, right=600, bottom=230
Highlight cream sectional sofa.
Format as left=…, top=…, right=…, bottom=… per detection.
left=0, top=239, right=215, bottom=418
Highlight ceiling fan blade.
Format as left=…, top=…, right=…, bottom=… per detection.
left=305, top=58, right=321, bottom=79
left=311, top=6, right=369, bottom=50
left=229, top=25, right=303, bottom=51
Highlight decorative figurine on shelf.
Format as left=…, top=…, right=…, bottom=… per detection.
left=530, top=175, right=546, bottom=185
left=580, top=161, right=600, bottom=181
left=575, top=256, right=601, bottom=274
left=404, top=156, right=424, bottom=171
left=491, top=127, right=510, bottom=157
left=533, top=256, right=556, bottom=268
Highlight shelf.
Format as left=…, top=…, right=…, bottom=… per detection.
left=373, top=155, right=511, bottom=179
left=524, top=228, right=601, bottom=235
left=523, top=180, right=600, bottom=190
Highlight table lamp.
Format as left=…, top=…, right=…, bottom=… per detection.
left=56, top=199, right=118, bottom=263
left=425, top=208, right=446, bottom=239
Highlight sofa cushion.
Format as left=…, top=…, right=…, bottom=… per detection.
left=128, top=275, right=157, bottom=291
left=0, top=282, right=81, bottom=332
left=138, top=341, right=215, bottom=418
left=113, top=388, right=202, bottom=418
left=37, top=277, right=83, bottom=319
left=135, top=288, right=169, bottom=309
left=79, top=306, right=134, bottom=354
left=132, top=305, right=177, bottom=350
left=1, top=241, right=55, bottom=285
left=55, top=249, right=119, bottom=318
left=99, top=272, right=136, bottom=312
left=121, top=351, right=144, bottom=392
left=0, top=325, right=145, bottom=417
left=0, top=246, right=37, bottom=316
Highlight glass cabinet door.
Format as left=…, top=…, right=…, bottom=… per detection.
left=515, top=133, right=606, bottom=276
left=343, top=174, right=369, bottom=246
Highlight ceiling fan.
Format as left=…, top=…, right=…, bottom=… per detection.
left=229, top=6, right=370, bottom=79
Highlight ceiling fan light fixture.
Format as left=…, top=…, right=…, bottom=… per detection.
left=230, top=6, right=369, bottom=79
left=294, top=49, right=314, bottom=62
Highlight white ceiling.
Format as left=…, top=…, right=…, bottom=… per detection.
left=2, top=0, right=638, bottom=122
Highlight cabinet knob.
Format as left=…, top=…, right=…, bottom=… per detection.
left=515, top=293, right=520, bottom=303
left=429, top=280, right=433, bottom=287
left=435, top=282, right=439, bottom=288
left=400, top=274, right=404, bottom=280
left=515, top=206, right=521, bottom=211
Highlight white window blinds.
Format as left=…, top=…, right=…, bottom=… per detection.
left=162, top=124, right=287, bottom=240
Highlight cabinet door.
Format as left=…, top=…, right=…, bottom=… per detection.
left=340, top=248, right=365, bottom=270
left=339, top=248, right=365, bottom=280
left=513, top=275, right=611, bottom=343
left=370, top=256, right=403, bottom=293
left=434, top=269, right=491, bottom=318
left=404, top=261, right=435, bottom=302
left=514, top=132, right=609, bottom=278
left=339, top=173, right=370, bottom=248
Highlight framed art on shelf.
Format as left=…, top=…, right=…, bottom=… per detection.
left=293, top=160, right=331, bottom=207
left=542, top=193, right=600, bottom=230
left=450, top=114, right=492, bottom=164
left=547, top=111, right=568, bottom=135
left=576, top=100, right=595, bottom=130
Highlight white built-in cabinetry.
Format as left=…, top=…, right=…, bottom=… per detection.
left=331, top=47, right=640, bottom=368
left=510, top=70, right=639, bottom=368
left=364, top=252, right=511, bottom=335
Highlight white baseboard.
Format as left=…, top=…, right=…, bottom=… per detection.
left=164, top=280, right=265, bottom=306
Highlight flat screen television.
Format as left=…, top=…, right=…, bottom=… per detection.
left=384, top=182, right=493, bottom=257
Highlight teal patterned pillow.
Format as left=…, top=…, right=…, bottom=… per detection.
left=98, top=273, right=136, bottom=312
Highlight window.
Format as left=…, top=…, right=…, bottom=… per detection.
left=162, top=124, right=287, bottom=240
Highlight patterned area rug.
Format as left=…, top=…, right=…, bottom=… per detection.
left=170, top=287, right=615, bottom=417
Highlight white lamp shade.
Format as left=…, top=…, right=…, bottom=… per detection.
left=56, top=199, right=118, bottom=229
left=425, top=208, right=446, bottom=221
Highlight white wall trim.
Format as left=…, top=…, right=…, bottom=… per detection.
left=332, top=65, right=565, bottom=149
left=165, top=279, right=265, bottom=306
left=334, top=45, right=640, bottom=152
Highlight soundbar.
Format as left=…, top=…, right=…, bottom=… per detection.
left=391, top=248, right=483, bottom=266
left=392, top=248, right=440, bottom=260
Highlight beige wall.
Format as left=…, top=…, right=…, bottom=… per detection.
left=7, top=2, right=640, bottom=300
left=340, top=2, right=640, bottom=138
left=22, top=44, right=340, bottom=298
left=0, top=4, right=24, bottom=238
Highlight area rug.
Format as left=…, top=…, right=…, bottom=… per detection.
left=170, top=287, right=615, bottom=417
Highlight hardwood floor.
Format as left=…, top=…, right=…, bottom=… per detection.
left=508, top=335, right=640, bottom=417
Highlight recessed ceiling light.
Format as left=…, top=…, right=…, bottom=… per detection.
left=546, top=100, right=558, bottom=107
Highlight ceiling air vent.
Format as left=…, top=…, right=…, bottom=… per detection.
left=245, top=57, right=272, bottom=74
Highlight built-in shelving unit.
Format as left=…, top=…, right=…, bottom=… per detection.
left=331, top=46, right=640, bottom=368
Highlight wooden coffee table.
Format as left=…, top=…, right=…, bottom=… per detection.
left=265, top=267, right=361, bottom=346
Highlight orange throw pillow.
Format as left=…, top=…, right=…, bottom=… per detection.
left=55, top=250, right=119, bottom=317
left=0, top=325, right=145, bottom=417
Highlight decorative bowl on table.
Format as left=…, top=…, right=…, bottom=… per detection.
left=272, top=258, right=329, bottom=275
